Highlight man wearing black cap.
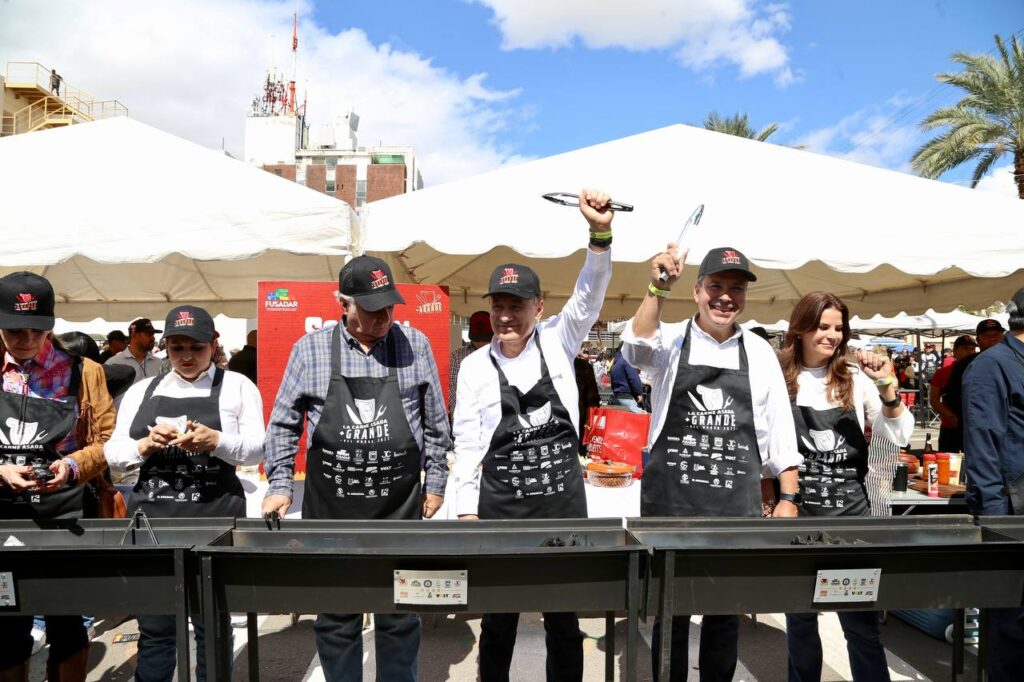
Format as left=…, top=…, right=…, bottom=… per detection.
left=963, top=291, right=1024, bottom=680
left=105, top=317, right=164, bottom=390
left=621, top=244, right=801, bottom=682
left=451, top=189, right=615, bottom=682
left=940, top=318, right=1005, bottom=452
left=262, top=255, right=449, bottom=682
left=929, top=335, right=977, bottom=451
left=105, top=304, right=265, bottom=681
left=448, top=310, right=493, bottom=417
left=99, top=329, right=128, bottom=363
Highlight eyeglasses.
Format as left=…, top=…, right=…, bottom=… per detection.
left=167, top=343, right=209, bottom=354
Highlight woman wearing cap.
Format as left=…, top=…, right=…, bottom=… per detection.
left=105, top=305, right=265, bottom=682
left=0, top=272, right=115, bottom=681
left=776, top=292, right=913, bottom=682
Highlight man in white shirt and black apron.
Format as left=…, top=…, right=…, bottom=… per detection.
left=621, top=244, right=802, bottom=682
left=452, top=189, right=616, bottom=682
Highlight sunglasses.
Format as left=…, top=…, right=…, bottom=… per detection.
left=167, top=343, right=210, bottom=354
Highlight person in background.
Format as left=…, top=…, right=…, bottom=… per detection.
left=105, top=318, right=164, bottom=389
left=962, top=290, right=1024, bottom=681
left=573, top=348, right=601, bottom=443
left=941, top=319, right=1005, bottom=452
left=227, top=329, right=258, bottom=385
left=776, top=291, right=912, bottom=682
left=99, top=329, right=127, bottom=363
left=929, top=335, right=977, bottom=452
left=610, top=346, right=645, bottom=413
left=0, top=272, right=114, bottom=681
left=105, top=305, right=265, bottom=682
left=941, top=347, right=954, bottom=369
left=448, top=311, right=493, bottom=418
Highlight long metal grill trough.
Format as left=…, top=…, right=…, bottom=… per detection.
left=0, top=517, right=234, bottom=682
left=627, top=515, right=1024, bottom=682
left=196, top=518, right=646, bottom=682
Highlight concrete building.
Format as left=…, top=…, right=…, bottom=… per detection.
left=244, top=109, right=422, bottom=211
left=1, top=61, right=126, bottom=137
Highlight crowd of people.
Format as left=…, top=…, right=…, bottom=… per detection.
left=1, top=187, right=1021, bottom=681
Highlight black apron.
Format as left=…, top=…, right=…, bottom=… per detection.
left=641, top=323, right=762, bottom=517
left=303, top=324, right=422, bottom=520
left=792, top=402, right=870, bottom=517
left=0, top=360, right=83, bottom=520
left=478, top=333, right=587, bottom=520
left=126, top=367, right=245, bottom=518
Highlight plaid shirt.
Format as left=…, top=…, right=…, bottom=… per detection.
left=265, top=323, right=451, bottom=500
left=447, top=344, right=476, bottom=415
left=1, top=339, right=78, bottom=454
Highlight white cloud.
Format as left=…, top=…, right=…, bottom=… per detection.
left=473, top=0, right=796, bottom=85
left=976, top=164, right=1019, bottom=198
left=0, top=0, right=526, bottom=185
left=794, top=103, right=924, bottom=172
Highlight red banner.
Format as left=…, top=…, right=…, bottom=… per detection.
left=257, top=281, right=451, bottom=474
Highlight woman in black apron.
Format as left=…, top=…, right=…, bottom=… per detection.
left=0, top=271, right=116, bottom=682
left=113, top=305, right=256, bottom=682
left=777, top=292, right=912, bottom=682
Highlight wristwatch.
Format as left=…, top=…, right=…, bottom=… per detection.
left=881, top=395, right=902, bottom=408
left=778, top=491, right=802, bottom=504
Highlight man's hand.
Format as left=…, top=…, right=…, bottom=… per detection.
left=422, top=492, right=444, bottom=519
left=0, top=464, right=36, bottom=490
left=458, top=514, right=479, bottom=520
left=169, top=421, right=221, bottom=453
left=579, top=188, right=613, bottom=231
left=651, top=242, right=686, bottom=291
left=262, top=494, right=292, bottom=518
left=772, top=500, right=799, bottom=518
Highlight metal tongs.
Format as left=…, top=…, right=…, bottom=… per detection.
left=659, top=203, right=704, bottom=282
left=263, top=510, right=282, bottom=531
left=119, top=507, right=159, bottom=546
left=542, top=192, right=634, bottom=212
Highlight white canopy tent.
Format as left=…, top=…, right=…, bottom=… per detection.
left=0, top=117, right=355, bottom=320
left=849, top=308, right=989, bottom=334
left=363, top=124, right=1024, bottom=319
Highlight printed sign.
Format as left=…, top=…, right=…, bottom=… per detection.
left=0, top=571, right=15, bottom=607
left=394, top=569, right=467, bottom=606
left=813, top=568, right=881, bottom=604
left=257, top=281, right=450, bottom=474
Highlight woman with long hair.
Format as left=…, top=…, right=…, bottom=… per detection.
left=777, top=291, right=913, bottom=682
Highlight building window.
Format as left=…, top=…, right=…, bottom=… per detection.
left=327, top=157, right=338, bottom=169
left=311, top=157, right=325, bottom=165
left=274, top=169, right=283, bottom=177
left=326, top=179, right=336, bottom=194
left=356, top=180, right=366, bottom=207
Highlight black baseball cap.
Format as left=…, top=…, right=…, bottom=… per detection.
left=339, top=256, right=405, bottom=312
left=129, top=318, right=162, bottom=335
left=106, top=330, right=128, bottom=342
left=0, top=271, right=55, bottom=330
left=163, top=305, right=217, bottom=343
left=953, top=335, right=977, bottom=349
left=976, top=318, right=1004, bottom=336
left=484, top=263, right=542, bottom=299
left=697, top=247, right=757, bottom=282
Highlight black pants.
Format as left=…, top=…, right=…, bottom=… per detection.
left=651, top=614, right=738, bottom=682
left=0, top=614, right=87, bottom=668
left=988, top=607, right=1024, bottom=682
left=479, top=612, right=583, bottom=682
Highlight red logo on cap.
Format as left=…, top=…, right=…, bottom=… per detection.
left=174, top=311, right=194, bottom=328
left=721, top=250, right=742, bottom=266
left=369, top=269, right=390, bottom=290
left=498, top=267, right=519, bottom=285
left=13, top=293, right=37, bottom=312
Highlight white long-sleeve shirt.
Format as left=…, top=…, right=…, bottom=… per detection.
left=795, top=364, right=914, bottom=446
left=104, top=366, right=266, bottom=473
left=621, top=317, right=802, bottom=476
left=452, top=247, right=612, bottom=516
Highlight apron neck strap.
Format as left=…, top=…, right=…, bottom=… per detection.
left=489, top=329, right=551, bottom=390
left=682, top=321, right=749, bottom=371
left=331, top=323, right=397, bottom=379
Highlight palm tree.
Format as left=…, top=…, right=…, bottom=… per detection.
left=702, top=112, right=779, bottom=142
left=911, top=33, right=1024, bottom=199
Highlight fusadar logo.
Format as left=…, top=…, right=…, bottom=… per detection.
left=265, top=288, right=299, bottom=311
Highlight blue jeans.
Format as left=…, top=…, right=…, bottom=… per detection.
left=786, top=611, right=889, bottom=682
left=614, top=397, right=646, bottom=414
left=651, top=614, right=738, bottom=682
left=987, top=607, right=1024, bottom=681
left=314, top=612, right=419, bottom=682
left=135, top=614, right=230, bottom=682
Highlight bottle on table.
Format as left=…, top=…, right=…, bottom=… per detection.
left=923, top=433, right=935, bottom=454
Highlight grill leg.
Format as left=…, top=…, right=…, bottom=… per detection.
left=605, top=612, right=615, bottom=681
left=658, top=551, right=676, bottom=682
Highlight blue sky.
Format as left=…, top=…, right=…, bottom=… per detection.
left=1, top=0, right=1021, bottom=192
